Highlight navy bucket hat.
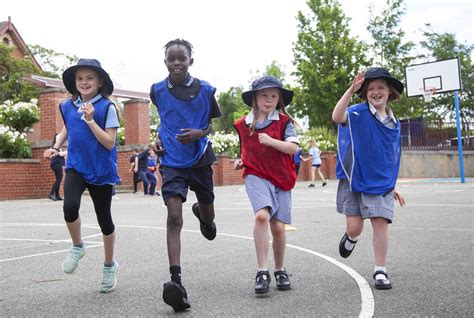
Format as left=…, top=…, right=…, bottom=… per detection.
left=242, top=76, right=294, bottom=107
left=62, top=58, right=114, bottom=96
left=356, top=67, right=404, bottom=97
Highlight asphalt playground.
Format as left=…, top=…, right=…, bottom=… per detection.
left=1, top=178, right=473, bottom=317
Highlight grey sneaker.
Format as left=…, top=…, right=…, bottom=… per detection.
left=62, top=245, right=86, bottom=273
left=100, top=261, right=119, bottom=293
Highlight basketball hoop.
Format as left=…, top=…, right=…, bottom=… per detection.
left=422, top=87, right=437, bottom=102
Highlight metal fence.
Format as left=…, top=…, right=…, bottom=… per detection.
left=400, top=120, right=474, bottom=150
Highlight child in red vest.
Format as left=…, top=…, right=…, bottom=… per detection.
left=234, top=76, right=299, bottom=294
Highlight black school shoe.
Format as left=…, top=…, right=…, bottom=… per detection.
left=274, top=269, right=291, bottom=290
left=162, top=281, right=191, bottom=312
left=339, top=233, right=358, bottom=258
left=48, top=194, right=57, bottom=201
left=192, top=203, right=216, bottom=240
left=255, top=270, right=271, bottom=294
left=373, top=271, right=392, bottom=290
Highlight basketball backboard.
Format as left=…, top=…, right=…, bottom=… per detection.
left=405, top=57, right=461, bottom=98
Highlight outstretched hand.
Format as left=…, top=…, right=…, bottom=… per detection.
left=176, top=128, right=203, bottom=144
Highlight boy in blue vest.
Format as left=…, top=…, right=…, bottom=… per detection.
left=332, top=68, right=406, bottom=290
left=149, top=39, right=222, bottom=312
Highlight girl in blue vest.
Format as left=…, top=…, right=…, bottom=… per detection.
left=43, top=59, right=120, bottom=293
left=234, top=76, right=300, bottom=295
left=332, top=68, right=406, bottom=290
left=150, top=39, right=221, bottom=312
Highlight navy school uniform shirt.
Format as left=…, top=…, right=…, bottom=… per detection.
left=149, top=74, right=222, bottom=168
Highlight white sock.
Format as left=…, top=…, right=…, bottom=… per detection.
left=344, top=235, right=358, bottom=250
left=257, top=268, right=268, bottom=273
left=374, top=266, right=388, bottom=280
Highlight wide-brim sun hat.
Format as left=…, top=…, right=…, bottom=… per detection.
left=62, top=58, right=114, bottom=96
left=356, top=67, right=404, bottom=97
left=242, top=76, right=293, bottom=107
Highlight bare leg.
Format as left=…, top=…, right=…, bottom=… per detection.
left=317, top=167, right=326, bottom=182
left=254, top=208, right=270, bottom=268
left=103, top=231, right=115, bottom=264
left=66, top=218, right=82, bottom=245
left=346, top=215, right=364, bottom=238
left=166, top=197, right=183, bottom=266
left=311, top=166, right=316, bottom=183
left=371, top=217, right=389, bottom=266
left=270, top=220, right=286, bottom=269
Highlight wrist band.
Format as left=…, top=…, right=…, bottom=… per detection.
left=52, top=147, right=60, bottom=152
left=86, top=119, right=95, bottom=124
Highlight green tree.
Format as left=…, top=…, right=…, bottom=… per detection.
left=366, top=0, right=421, bottom=119
left=292, top=0, right=368, bottom=130
left=215, top=86, right=247, bottom=133
left=29, top=44, right=78, bottom=78
left=420, top=27, right=473, bottom=123
left=0, top=44, right=39, bottom=103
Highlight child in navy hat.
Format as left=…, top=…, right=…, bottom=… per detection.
left=43, top=58, right=120, bottom=293
left=332, top=68, right=406, bottom=290
left=150, top=39, right=222, bottom=312
left=234, top=75, right=300, bottom=294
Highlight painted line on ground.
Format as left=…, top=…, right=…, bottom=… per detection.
left=0, top=223, right=374, bottom=318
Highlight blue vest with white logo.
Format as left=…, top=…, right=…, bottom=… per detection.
left=336, top=102, right=400, bottom=194
left=60, top=97, right=120, bottom=185
left=152, top=79, right=213, bottom=168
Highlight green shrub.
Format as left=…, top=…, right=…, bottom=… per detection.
left=0, top=126, right=31, bottom=158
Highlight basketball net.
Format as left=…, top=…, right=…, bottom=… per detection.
left=422, top=87, right=437, bottom=102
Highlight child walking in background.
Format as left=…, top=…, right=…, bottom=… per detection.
left=43, top=59, right=121, bottom=293
left=47, top=133, right=67, bottom=201
left=234, top=76, right=299, bottom=294
left=150, top=39, right=222, bottom=312
left=332, top=68, right=406, bottom=290
left=303, top=139, right=327, bottom=187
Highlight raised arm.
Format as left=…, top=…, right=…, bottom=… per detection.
left=332, top=70, right=365, bottom=124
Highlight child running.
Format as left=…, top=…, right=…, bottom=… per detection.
left=332, top=68, right=406, bottom=290
left=43, top=58, right=120, bottom=293
left=234, top=76, right=299, bottom=294
left=149, top=38, right=222, bottom=312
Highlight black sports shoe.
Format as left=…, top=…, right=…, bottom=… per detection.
left=48, top=194, right=57, bottom=201
left=255, top=270, right=271, bottom=294
left=162, top=281, right=191, bottom=312
left=339, top=233, right=358, bottom=258
left=274, top=269, right=291, bottom=290
left=192, top=203, right=216, bottom=240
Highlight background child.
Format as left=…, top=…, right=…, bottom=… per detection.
left=294, top=147, right=303, bottom=177
left=43, top=58, right=120, bottom=293
left=332, top=68, right=406, bottom=290
left=302, top=139, right=327, bottom=187
left=129, top=147, right=141, bottom=193
left=149, top=38, right=222, bottom=312
left=234, top=76, right=299, bottom=294
left=47, top=133, right=67, bottom=201
left=134, top=144, right=158, bottom=196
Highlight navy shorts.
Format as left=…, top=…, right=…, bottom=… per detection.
left=159, top=164, right=215, bottom=204
left=312, top=164, right=321, bottom=168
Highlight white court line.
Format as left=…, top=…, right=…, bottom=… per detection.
left=0, top=223, right=374, bottom=318
left=0, top=244, right=103, bottom=262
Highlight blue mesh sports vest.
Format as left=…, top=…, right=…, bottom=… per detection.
left=152, top=79, right=214, bottom=168
left=336, top=102, right=400, bottom=195
left=60, top=97, right=120, bottom=185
